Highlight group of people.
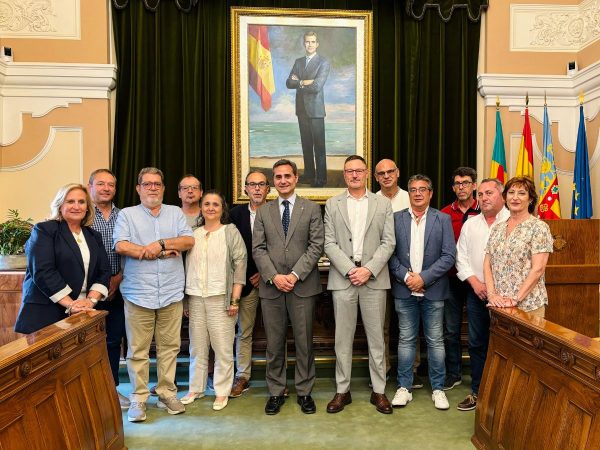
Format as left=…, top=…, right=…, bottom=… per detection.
left=14, top=156, right=553, bottom=423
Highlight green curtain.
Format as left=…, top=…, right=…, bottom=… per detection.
left=111, top=0, right=487, bottom=208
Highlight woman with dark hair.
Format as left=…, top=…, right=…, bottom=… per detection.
left=15, top=183, right=110, bottom=333
left=484, top=177, right=553, bottom=317
left=181, top=190, right=247, bottom=410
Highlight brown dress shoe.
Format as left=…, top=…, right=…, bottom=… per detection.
left=327, top=392, right=352, bottom=413
left=370, top=392, right=393, bottom=414
left=229, top=377, right=250, bottom=398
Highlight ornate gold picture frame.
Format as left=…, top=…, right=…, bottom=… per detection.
left=231, top=7, right=373, bottom=203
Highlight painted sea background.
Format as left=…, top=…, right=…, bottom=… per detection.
left=248, top=25, right=358, bottom=163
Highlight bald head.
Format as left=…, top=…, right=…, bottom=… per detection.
left=374, top=159, right=400, bottom=193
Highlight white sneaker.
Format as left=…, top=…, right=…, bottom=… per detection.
left=391, top=387, right=413, bottom=407
left=180, top=391, right=206, bottom=405
left=432, top=390, right=450, bottom=410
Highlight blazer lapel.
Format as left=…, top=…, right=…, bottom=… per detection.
left=424, top=210, right=435, bottom=248
left=285, top=197, right=303, bottom=244
left=60, top=221, right=84, bottom=271
left=83, top=228, right=97, bottom=285
left=402, top=210, right=412, bottom=251
left=364, top=193, right=376, bottom=230
left=269, top=200, right=285, bottom=242
left=337, top=195, right=351, bottom=232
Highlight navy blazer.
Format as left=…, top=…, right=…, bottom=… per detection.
left=389, top=208, right=456, bottom=301
left=286, top=54, right=331, bottom=118
left=229, top=204, right=259, bottom=298
left=15, top=220, right=110, bottom=333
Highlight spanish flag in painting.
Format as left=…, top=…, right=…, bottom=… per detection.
left=537, top=105, right=561, bottom=219
left=489, top=109, right=508, bottom=184
left=571, top=104, right=593, bottom=219
left=248, top=25, right=275, bottom=111
left=515, top=106, right=534, bottom=179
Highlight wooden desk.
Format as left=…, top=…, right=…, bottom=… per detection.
left=473, top=307, right=600, bottom=449
left=0, top=310, right=125, bottom=449
left=0, top=271, right=25, bottom=346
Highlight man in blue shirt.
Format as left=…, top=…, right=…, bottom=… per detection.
left=114, top=167, right=194, bottom=423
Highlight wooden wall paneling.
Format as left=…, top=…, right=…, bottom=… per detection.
left=0, top=271, right=25, bottom=346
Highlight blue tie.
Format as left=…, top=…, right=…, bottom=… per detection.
left=282, top=200, right=290, bottom=237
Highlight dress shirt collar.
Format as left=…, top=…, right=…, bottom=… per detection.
left=278, top=193, right=296, bottom=207
left=346, top=189, right=368, bottom=201
left=409, top=207, right=429, bottom=221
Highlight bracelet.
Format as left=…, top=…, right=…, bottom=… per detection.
left=158, top=239, right=166, bottom=251
left=65, top=302, right=75, bottom=315
left=230, top=298, right=240, bottom=307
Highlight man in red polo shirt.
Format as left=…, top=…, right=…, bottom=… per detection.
left=440, top=167, right=480, bottom=390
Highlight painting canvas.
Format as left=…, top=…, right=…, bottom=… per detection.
left=231, top=7, right=373, bottom=203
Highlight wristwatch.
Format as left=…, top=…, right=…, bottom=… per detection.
left=158, top=239, right=166, bottom=251
left=87, top=297, right=99, bottom=306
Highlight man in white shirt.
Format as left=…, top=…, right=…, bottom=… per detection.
left=324, top=155, right=396, bottom=414
left=389, top=174, right=456, bottom=410
left=454, top=178, right=509, bottom=411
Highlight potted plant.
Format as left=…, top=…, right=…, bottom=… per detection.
left=0, top=209, right=34, bottom=270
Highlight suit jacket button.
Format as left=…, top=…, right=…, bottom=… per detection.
left=349, top=238, right=352, bottom=241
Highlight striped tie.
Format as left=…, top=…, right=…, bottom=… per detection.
left=282, top=200, right=290, bottom=237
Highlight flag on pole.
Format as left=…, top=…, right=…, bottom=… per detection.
left=571, top=104, right=593, bottom=219
left=537, top=105, right=561, bottom=219
left=489, top=109, right=508, bottom=184
left=515, top=106, right=534, bottom=178
left=248, top=25, right=275, bottom=111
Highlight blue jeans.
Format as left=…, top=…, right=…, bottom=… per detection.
left=444, top=277, right=467, bottom=380
left=395, top=296, right=446, bottom=391
left=465, top=287, right=490, bottom=395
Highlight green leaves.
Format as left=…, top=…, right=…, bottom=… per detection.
left=0, top=210, right=34, bottom=255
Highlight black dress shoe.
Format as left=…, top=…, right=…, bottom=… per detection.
left=265, top=396, right=285, bottom=415
left=297, top=395, right=316, bottom=414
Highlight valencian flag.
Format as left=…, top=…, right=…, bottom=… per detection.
left=571, top=104, right=593, bottom=219
left=248, top=25, right=275, bottom=111
left=515, top=105, right=534, bottom=178
left=538, top=105, right=561, bottom=219
left=489, top=109, right=508, bottom=184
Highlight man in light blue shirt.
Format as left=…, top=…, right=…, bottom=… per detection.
left=114, top=167, right=194, bottom=423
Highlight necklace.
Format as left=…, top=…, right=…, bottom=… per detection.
left=72, top=231, right=83, bottom=244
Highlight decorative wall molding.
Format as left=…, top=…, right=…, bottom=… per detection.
left=511, top=0, right=600, bottom=52
left=0, top=60, right=116, bottom=145
left=0, top=0, right=80, bottom=39
left=478, top=59, right=600, bottom=174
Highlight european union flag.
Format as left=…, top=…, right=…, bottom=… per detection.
left=571, top=105, right=593, bottom=219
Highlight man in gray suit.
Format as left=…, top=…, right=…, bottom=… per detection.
left=389, top=174, right=456, bottom=411
left=286, top=31, right=331, bottom=187
left=252, top=159, right=324, bottom=415
left=324, top=155, right=395, bottom=414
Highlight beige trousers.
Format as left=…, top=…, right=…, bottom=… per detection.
left=235, top=288, right=259, bottom=380
left=124, top=299, right=183, bottom=402
left=188, top=294, right=236, bottom=397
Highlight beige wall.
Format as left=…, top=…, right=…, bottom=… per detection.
left=0, top=1, right=113, bottom=222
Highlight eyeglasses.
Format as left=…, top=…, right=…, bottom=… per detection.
left=179, top=185, right=200, bottom=191
left=453, top=181, right=473, bottom=188
left=408, top=187, right=430, bottom=194
left=246, top=182, right=268, bottom=188
left=344, top=169, right=367, bottom=175
left=375, top=169, right=397, bottom=177
left=140, top=182, right=163, bottom=189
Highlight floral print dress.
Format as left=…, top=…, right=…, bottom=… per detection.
left=485, top=216, right=553, bottom=312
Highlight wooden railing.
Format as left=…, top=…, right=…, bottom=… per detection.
left=0, top=310, right=125, bottom=449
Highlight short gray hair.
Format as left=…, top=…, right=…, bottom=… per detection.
left=407, top=174, right=433, bottom=191
left=137, top=167, right=164, bottom=185
left=479, top=178, right=504, bottom=193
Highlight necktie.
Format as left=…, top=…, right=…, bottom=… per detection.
left=305, top=56, right=311, bottom=68
left=282, top=200, right=290, bottom=237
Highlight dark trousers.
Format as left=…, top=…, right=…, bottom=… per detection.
left=261, top=293, right=316, bottom=396
left=96, top=290, right=126, bottom=386
left=298, top=114, right=327, bottom=184
left=465, top=287, right=490, bottom=395
left=443, top=277, right=467, bottom=380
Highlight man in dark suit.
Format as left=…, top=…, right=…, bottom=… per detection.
left=286, top=31, right=331, bottom=187
left=229, top=170, right=270, bottom=397
left=252, top=159, right=324, bottom=415
left=389, top=174, right=456, bottom=411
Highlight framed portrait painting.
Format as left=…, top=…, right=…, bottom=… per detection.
left=231, top=7, right=373, bottom=203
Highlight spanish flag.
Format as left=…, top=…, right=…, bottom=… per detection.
left=515, top=106, right=534, bottom=179
left=248, top=25, right=275, bottom=112
left=489, top=109, right=508, bottom=184
left=538, top=105, right=561, bottom=219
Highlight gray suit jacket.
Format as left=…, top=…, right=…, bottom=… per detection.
left=252, top=196, right=324, bottom=299
left=324, top=191, right=395, bottom=291
left=389, top=208, right=456, bottom=301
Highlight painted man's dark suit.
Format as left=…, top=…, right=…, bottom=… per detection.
left=286, top=54, right=331, bottom=187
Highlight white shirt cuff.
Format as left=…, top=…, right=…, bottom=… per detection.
left=403, top=272, right=410, bottom=282
left=89, top=283, right=109, bottom=298
left=456, top=269, right=473, bottom=282
left=50, top=285, right=72, bottom=303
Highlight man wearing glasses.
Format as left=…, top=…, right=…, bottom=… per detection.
left=440, top=167, right=480, bottom=392
left=389, top=174, right=455, bottom=410
left=229, top=171, right=270, bottom=398
left=114, top=167, right=194, bottom=422
left=324, top=155, right=395, bottom=414
left=177, top=174, right=203, bottom=229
